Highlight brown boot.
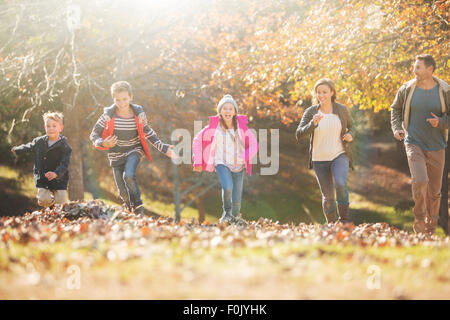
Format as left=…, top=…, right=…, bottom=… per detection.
left=337, top=204, right=350, bottom=224
left=324, top=212, right=337, bottom=224
left=413, top=218, right=427, bottom=234
left=425, top=216, right=438, bottom=235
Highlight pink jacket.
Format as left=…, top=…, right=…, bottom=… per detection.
left=192, top=115, right=259, bottom=176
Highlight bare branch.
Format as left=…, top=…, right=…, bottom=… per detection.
left=181, top=179, right=205, bottom=198
left=0, top=12, right=21, bottom=53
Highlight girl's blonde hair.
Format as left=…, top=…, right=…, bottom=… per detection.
left=43, top=111, right=64, bottom=125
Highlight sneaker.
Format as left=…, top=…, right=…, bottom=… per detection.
left=48, top=201, right=56, bottom=210
left=219, top=211, right=232, bottom=224
left=134, top=205, right=145, bottom=216
left=230, top=214, right=248, bottom=227
left=122, top=202, right=132, bottom=212
left=39, top=199, right=55, bottom=208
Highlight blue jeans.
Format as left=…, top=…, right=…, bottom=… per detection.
left=215, top=164, right=244, bottom=217
left=312, top=153, right=349, bottom=215
left=112, top=153, right=142, bottom=207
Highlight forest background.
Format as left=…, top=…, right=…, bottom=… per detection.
left=0, top=0, right=448, bottom=232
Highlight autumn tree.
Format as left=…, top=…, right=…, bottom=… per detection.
left=1, top=0, right=448, bottom=220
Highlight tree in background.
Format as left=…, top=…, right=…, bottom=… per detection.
left=1, top=0, right=448, bottom=220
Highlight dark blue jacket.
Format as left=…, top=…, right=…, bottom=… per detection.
left=14, top=135, right=72, bottom=190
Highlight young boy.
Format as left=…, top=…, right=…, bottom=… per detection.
left=11, top=112, right=72, bottom=207
left=90, top=81, right=176, bottom=215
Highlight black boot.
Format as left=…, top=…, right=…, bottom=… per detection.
left=134, top=204, right=145, bottom=216
left=324, top=212, right=337, bottom=224
left=337, top=204, right=350, bottom=224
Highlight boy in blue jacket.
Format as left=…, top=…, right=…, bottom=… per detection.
left=11, top=112, right=72, bottom=207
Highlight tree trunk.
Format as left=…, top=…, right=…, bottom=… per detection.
left=173, top=162, right=181, bottom=223
left=439, top=131, right=449, bottom=235
left=196, top=196, right=205, bottom=223
left=63, top=86, right=84, bottom=201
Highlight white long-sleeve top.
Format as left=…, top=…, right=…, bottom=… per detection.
left=214, top=125, right=246, bottom=172
left=312, top=111, right=345, bottom=161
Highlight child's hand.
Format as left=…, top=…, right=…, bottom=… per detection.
left=102, top=135, right=118, bottom=148
left=193, top=166, right=203, bottom=172
left=165, top=145, right=178, bottom=159
left=45, top=171, right=58, bottom=181
left=11, top=147, right=16, bottom=155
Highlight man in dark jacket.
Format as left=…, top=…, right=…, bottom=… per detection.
left=12, top=111, right=72, bottom=207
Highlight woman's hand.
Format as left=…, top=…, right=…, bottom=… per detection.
left=11, top=147, right=16, bottom=155
left=342, top=133, right=353, bottom=142
left=102, top=135, right=118, bottom=148
left=313, top=114, right=323, bottom=126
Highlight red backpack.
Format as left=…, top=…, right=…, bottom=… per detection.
left=95, top=114, right=152, bottom=162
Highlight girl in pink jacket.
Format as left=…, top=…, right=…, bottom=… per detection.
left=192, top=95, right=259, bottom=223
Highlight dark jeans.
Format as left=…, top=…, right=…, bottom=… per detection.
left=112, top=152, right=142, bottom=207
left=215, top=164, right=244, bottom=217
left=312, top=153, right=349, bottom=215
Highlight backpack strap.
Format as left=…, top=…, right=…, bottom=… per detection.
left=135, top=115, right=152, bottom=162
left=95, top=115, right=115, bottom=150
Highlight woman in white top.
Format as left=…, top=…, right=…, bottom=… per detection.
left=296, top=78, right=354, bottom=224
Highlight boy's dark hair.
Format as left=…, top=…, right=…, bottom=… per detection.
left=416, top=54, right=436, bottom=72
left=111, top=81, right=133, bottom=97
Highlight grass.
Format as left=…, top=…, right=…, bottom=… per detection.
left=1, top=225, right=449, bottom=299
left=1, top=162, right=447, bottom=237
left=202, top=188, right=324, bottom=224
left=350, top=192, right=447, bottom=237
left=0, top=165, right=36, bottom=198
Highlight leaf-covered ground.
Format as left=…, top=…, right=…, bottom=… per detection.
left=1, top=200, right=449, bottom=299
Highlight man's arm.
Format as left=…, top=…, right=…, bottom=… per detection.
left=390, top=85, right=405, bottom=134
left=437, top=90, right=450, bottom=129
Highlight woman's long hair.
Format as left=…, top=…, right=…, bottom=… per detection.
left=313, top=78, right=337, bottom=105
